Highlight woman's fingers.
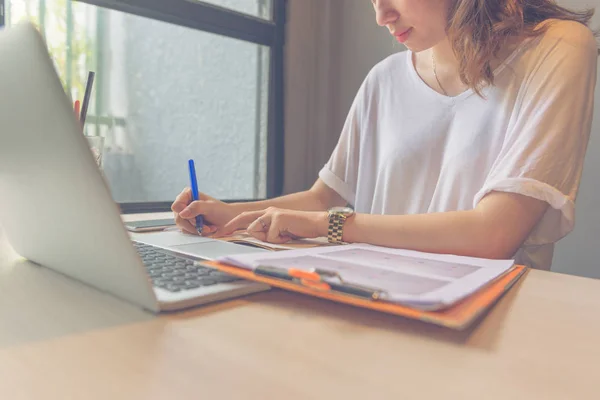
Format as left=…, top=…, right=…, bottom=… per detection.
left=216, top=210, right=266, bottom=237
left=171, top=188, right=192, bottom=213
left=175, top=213, right=198, bottom=235
left=244, top=212, right=292, bottom=244
left=244, top=214, right=268, bottom=241
left=175, top=214, right=217, bottom=236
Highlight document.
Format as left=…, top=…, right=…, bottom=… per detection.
left=217, top=243, right=515, bottom=310
left=219, top=232, right=333, bottom=251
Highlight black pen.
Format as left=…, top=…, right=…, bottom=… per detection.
left=254, top=265, right=380, bottom=300
left=327, top=281, right=381, bottom=300
left=80, top=71, right=95, bottom=126
left=254, top=265, right=295, bottom=282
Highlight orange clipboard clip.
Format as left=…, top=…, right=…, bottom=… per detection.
left=255, top=266, right=383, bottom=300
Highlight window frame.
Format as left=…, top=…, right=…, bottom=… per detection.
left=0, top=0, right=287, bottom=214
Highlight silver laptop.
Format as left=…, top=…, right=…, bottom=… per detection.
left=0, top=22, right=270, bottom=312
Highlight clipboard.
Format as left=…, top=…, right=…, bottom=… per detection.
left=200, top=259, right=528, bottom=330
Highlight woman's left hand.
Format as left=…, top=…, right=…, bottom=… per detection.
left=213, top=207, right=329, bottom=244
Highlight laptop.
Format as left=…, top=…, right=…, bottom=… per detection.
left=0, top=22, right=270, bottom=312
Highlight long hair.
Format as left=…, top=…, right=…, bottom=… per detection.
left=447, top=0, right=596, bottom=96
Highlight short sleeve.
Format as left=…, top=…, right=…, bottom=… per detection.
left=474, top=23, right=598, bottom=245
left=318, top=73, right=373, bottom=206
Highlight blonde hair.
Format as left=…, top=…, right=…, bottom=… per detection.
left=447, top=0, right=596, bottom=96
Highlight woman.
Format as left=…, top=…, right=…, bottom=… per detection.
left=172, top=0, right=597, bottom=270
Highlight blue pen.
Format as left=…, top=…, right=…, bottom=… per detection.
left=188, top=159, right=204, bottom=235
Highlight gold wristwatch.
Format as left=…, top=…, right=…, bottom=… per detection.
left=327, top=206, right=355, bottom=244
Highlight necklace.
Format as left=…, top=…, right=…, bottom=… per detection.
left=431, top=51, right=449, bottom=96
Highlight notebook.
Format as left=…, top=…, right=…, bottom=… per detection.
left=219, top=231, right=335, bottom=251
left=161, top=228, right=335, bottom=251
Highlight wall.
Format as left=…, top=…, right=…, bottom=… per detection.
left=332, top=0, right=402, bottom=134
left=284, top=0, right=398, bottom=194
left=285, top=0, right=600, bottom=278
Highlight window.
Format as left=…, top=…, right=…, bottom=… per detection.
left=195, top=0, right=273, bottom=20
left=0, top=0, right=285, bottom=212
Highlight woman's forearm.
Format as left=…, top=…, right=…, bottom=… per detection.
left=232, top=190, right=325, bottom=212
left=318, top=191, right=547, bottom=260
left=337, top=211, right=506, bottom=259
left=229, top=190, right=328, bottom=214
left=229, top=179, right=345, bottom=215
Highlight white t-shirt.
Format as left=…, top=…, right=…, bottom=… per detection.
left=319, top=20, right=597, bottom=270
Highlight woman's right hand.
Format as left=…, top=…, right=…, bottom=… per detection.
left=171, top=188, right=237, bottom=236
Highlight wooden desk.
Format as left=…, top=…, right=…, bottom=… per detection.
left=1, top=214, right=599, bottom=399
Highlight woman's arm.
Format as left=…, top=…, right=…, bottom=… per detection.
left=336, top=191, right=548, bottom=259
left=221, top=190, right=548, bottom=260
left=174, top=179, right=346, bottom=235
left=228, top=179, right=347, bottom=214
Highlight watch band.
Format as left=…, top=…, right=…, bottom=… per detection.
left=327, top=213, right=347, bottom=244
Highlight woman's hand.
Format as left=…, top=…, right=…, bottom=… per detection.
left=214, top=207, right=329, bottom=244
left=171, top=188, right=237, bottom=236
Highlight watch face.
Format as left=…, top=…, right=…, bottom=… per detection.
left=329, top=206, right=354, bottom=216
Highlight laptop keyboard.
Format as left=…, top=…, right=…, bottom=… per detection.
left=134, top=242, right=241, bottom=293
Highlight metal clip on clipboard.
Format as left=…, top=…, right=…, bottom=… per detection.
left=254, top=266, right=384, bottom=301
